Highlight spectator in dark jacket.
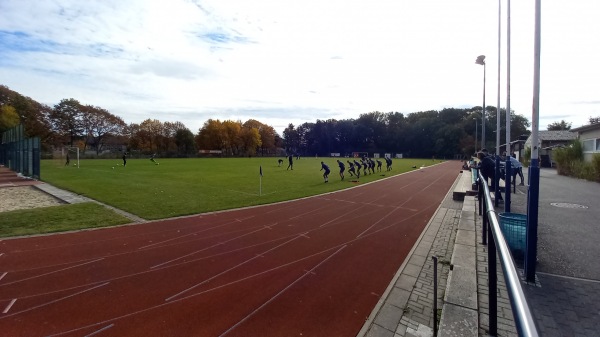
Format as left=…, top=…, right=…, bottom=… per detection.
left=477, top=151, right=497, bottom=191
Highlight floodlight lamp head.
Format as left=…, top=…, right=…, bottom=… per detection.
left=475, top=55, right=486, bottom=65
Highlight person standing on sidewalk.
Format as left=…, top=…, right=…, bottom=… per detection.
left=509, top=153, right=524, bottom=185
left=477, top=151, right=502, bottom=200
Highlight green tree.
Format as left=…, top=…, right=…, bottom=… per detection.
left=51, top=98, right=84, bottom=146
left=283, top=123, right=299, bottom=154
left=82, top=105, right=126, bottom=155
left=174, top=128, right=196, bottom=156
left=547, top=120, right=572, bottom=130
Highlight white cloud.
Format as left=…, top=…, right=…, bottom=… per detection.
left=1, top=0, right=599, bottom=135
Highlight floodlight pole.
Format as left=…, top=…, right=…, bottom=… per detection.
left=525, top=0, right=541, bottom=283
left=496, top=0, right=502, bottom=157
left=505, top=0, right=512, bottom=211
left=495, top=0, right=502, bottom=205
left=475, top=55, right=486, bottom=150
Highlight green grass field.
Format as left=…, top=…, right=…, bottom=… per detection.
left=40, top=157, right=438, bottom=220
left=0, top=203, right=131, bottom=237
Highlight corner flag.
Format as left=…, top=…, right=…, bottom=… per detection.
left=259, top=166, right=263, bottom=196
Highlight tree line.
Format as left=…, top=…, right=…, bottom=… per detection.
left=282, top=108, right=531, bottom=158
left=0, top=85, right=282, bottom=157
left=2, top=84, right=534, bottom=159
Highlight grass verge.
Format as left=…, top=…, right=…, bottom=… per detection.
left=0, top=202, right=131, bottom=238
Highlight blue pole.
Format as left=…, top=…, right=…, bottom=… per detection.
left=525, top=0, right=541, bottom=283
left=505, top=159, right=511, bottom=212
left=525, top=162, right=539, bottom=282
left=495, top=156, right=501, bottom=207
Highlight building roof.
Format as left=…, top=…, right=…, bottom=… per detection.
left=537, top=130, right=578, bottom=141
left=525, top=130, right=577, bottom=148
left=571, top=123, right=600, bottom=133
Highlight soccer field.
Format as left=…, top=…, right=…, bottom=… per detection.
left=41, top=157, right=439, bottom=220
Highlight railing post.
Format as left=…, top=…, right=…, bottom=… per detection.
left=432, top=256, right=438, bottom=337
left=505, top=159, right=511, bottom=213
left=494, top=156, right=501, bottom=207
left=478, top=171, right=483, bottom=216
left=488, top=211, right=498, bottom=336
left=480, top=174, right=487, bottom=245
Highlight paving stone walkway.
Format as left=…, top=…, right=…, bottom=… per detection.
left=359, top=179, right=463, bottom=337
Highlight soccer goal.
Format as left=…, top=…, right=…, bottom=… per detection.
left=54, top=147, right=80, bottom=168
left=352, top=152, right=369, bottom=158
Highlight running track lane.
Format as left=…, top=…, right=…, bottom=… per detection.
left=0, top=161, right=460, bottom=337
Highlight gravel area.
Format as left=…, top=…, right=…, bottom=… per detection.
left=0, top=186, right=65, bottom=212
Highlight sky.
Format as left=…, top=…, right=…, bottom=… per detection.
left=1, top=0, right=599, bottom=136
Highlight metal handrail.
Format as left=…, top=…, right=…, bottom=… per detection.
left=477, top=171, right=539, bottom=337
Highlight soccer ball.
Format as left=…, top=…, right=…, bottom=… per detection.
left=112, top=167, right=114, bottom=169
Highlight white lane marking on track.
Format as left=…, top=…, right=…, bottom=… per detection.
left=0, top=253, right=4, bottom=257
left=0, top=272, right=7, bottom=282
left=319, top=202, right=370, bottom=228
left=218, top=245, right=347, bottom=337
left=84, top=324, right=114, bottom=337
left=5, top=235, right=300, bottom=302
left=42, top=246, right=348, bottom=337
left=356, top=207, right=402, bottom=239
left=3, top=298, right=16, bottom=313
left=0, top=258, right=104, bottom=287
left=164, top=234, right=303, bottom=302
left=138, top=217, right=255, bottom=250
left=1, top=282, right=109, bottom=318
left=289, top=205, right=328, bottom=220
left=150, top=223, right=278, bottom=269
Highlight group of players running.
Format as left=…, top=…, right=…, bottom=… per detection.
left=319, top=156, right=392, bottom=183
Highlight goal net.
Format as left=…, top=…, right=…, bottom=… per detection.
left=53, top=147, right=80, bottom=168
left=352, top=152, right=369, bottom=158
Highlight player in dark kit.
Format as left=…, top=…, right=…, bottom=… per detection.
left=353, top=159, right=362, bottom=178
left=122, top=153, right=127, bottom=167
left=361, top=159, right=368, bottom=176
left=347, top=160, right=356, bottom=177
left=376, top=159, right=382, bottom=172
left=320, top=161, right=330, bottom=183
left=287, top=155, right=293, bottom=170
left=337, top=160, right=345, bottom=180
left=385, top=157, right=392, bottom=171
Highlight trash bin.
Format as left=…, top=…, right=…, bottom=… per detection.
left=498, top=212, right=527, bottom=254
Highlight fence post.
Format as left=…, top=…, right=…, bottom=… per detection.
left=488, top=214, right=498, bottom=336
left=432, top=256, right=438, bottom=337
left=482, top=184, right=488, bottom=246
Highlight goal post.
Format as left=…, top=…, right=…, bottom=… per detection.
left=352, top=151, right=369, bottom=158
left=55, top=147, right=80, bottom=168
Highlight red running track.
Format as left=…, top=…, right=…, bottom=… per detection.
left=0, top=161, right=460, bottom=337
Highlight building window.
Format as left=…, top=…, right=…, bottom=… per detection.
left=583, top=139, right=595, bottom=152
